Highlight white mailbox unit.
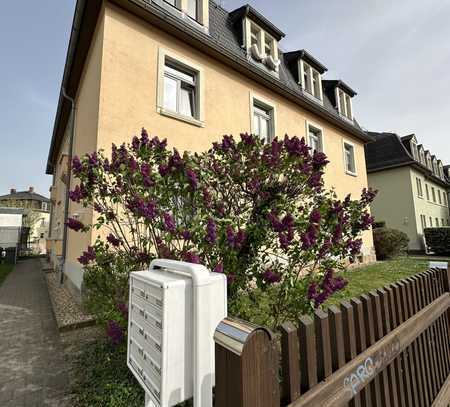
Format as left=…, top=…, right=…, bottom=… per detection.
left=127, top=259, right=227, bottom=407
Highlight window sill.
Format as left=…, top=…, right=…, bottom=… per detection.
left=157, top=107, right=205, bottom=127
left=345, top=170, right=358, bottom=177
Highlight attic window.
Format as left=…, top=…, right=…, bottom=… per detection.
left=410, top=140, right=418, bottom=160
left=246, top=19, right=279, bottom=71
left=336, top=88, right=353, bottom=120
left=419, top=149, right=425, bottom=165
left=300, top=60, right=322, bottom=100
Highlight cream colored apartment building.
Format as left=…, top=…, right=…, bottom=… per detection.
left=366, top=132, right=450, bottom=251
left=46, top=0, right=375, bottom=298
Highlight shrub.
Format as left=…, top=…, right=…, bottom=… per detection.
left=68, top=130, right=376, bottom=330
left=373, top=227, right=409, bottom=260
left=424, top=227, right=450, bottom=255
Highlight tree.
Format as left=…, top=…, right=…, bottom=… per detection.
left=67, top=129, right=376, bottom=334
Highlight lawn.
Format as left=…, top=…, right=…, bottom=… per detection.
left=325, top=257, right=429, bottom=306
left=0, top=263, right=14, bottom=286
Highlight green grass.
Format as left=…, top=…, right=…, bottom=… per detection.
left=325, top=256, right=429, bottom=306
left=0, top=263, right=14, bottom=286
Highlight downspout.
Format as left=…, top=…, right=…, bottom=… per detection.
left=60, top=88, right=76, bottom=285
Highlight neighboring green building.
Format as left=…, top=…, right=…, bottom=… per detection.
left=365, top=132, right=450, bottom=252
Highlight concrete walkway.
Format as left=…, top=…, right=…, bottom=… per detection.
left=0, top=259, right=71, bottom=407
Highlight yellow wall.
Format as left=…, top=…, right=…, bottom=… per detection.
left=97, top=4, right=373, bottom=253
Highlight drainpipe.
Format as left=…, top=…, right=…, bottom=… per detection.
left=60, top=88, right=76, bottom=285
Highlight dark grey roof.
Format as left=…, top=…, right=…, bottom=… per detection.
left=228, top=4, right=285, bottom=40
left=322, top=79, right=357, bottom=97
left=365, top=132, right=450, bottom=186
left=284, top=50, right=328, bottom=74
left=0, top=190, right=50, bottom=203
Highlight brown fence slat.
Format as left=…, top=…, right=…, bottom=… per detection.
left=328, top=305, right=346, bottom=372
left=340, top=301, right=361, bottom=407
left=314, top=309, right=333, bottom=381
left=391, top=283, right=414, bottom=407
left=369, top=290, right=392, bottom=407
left=350, top=298, right=372, bottom=407
left=281, top=322, right=301, bottom=404
left=386, top=284, right=407, bottom=407
left=419, top=273, right=440, bottom=398
left=377, top=288, right=400, bottom=407
left=298, top=315, right=317, bottom=393
left=424, top=271, right=444, bottom=395
left=408, top=276, right=431, bottom=407
left=360, top=293, right=383, bottom=407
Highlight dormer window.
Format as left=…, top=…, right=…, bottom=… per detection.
left=187, top=0, right=197, bottom=20
left=300, top=60, right=322, bottom=100
left=337, top=88, right=353, bottom=120
left=419, top=147, right=425, bottom=165
left=245, top=20, right=279, bottom=70
left=160, top=0, right=208, bottom=30
left=410, top=140, right=418, bottom=160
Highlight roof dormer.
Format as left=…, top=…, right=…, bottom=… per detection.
left=418, top=144, right=426, bottom=166
left=284, top=50, right=327, bottom=103
left=401, top=134, right=418, bottom=160
left=438, top=160, right=445, bottom=180
left=431, top=155, right=439, bottom=176
left=159, top=0, right=209, bottom=31
left=323, top=80, right=357, bottom=121
left=230, top=5, right=285, bottom=73
left=425, top=151, right=432, bottom=170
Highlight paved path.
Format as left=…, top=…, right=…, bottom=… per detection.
left=0, top=259, right=71, bottom=407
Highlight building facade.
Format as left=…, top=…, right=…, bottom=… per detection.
left=47, top=0, right=376, bottom=299
left=365, top=132, right=450, bottom=251
left=0, top=188, right=51, bottom=254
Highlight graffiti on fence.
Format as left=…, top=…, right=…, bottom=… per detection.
left=343, top=337, right=401, bottom=397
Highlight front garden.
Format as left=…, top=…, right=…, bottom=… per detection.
left=64, top=130, right=412, bottom=406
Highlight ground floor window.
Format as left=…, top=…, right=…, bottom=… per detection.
left=307, top=122, right=324, bottom=153
left=420, top=214, right=427, bottom=230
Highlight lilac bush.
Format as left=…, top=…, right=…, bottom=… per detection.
left=69, top=129, right=376, bottom=329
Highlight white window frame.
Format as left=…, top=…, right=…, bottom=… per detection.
left=250, top=92, right=276, bottom=143
left=416, top=177, right=423, bottom=198
left=157, top=48, right=205, bottom=127
left=305, top=120, right=324, bottom=153
left=425, top=183, right=430, bottom=200
left=419, top=148, right=425, bottom=165
left=431, top=187, right=436, bottom=203
left=244, top=18, right=279, bottom=61
left=410, top=140, right=418, bottom=160
left=420, top=214, right=427, bottom=231
left=336, top=87, right=353, bottom=120
left=299, top=60, right=323, bottom=102
left=343, top=139, right=357, bottom=176
left=438, top=189, right=442, bottom=205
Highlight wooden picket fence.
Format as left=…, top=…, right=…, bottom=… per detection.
left=214, top=267, right=450, bottom=407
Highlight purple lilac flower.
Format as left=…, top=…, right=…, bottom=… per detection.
left=72, top=156, right=82, bottom=175
left=66, top=218, right=85, bottom=232
left=140, top=128, right=149, bottom=145
left=168, top=149, right=183, bottom=170
left=117, top=303, right=128, bottom=320
left=214, top=263, right=224, bottom=274
left=140, top=163, right=151, bottom=178
left=318, top=240, right=332, bottom=258
left=158, top=164, right=169, bottom=177
left=360, top=212, right=375, bottom=229
left=361, top=188, right=378, bottom=205
left=69, top=184, right=87, bottom=203
left=226, top=226, right=235, bottom=246
left=163, top=212, right=176, bottom=233
left=262, top=269, right=281, bottom=284
left=312, top=151, right=329, bottom=168
left=205, top=218, right=217, bottom=244
left=284, top=135, right=309, bottom=157
left=88, top=152, right=99, bottom=168
left=308, top=172, right=323, bottom=189
left=241, top=133, right=256, bottom=145
left=268, top=211, right=283, bottom=232
left=181, top=230, right=192, bottom=240
left=183, top=251, right=201, bottom=264
left=131, top=136, right=140, bottom=151
left=106, top=320, right=124, bottom=346
left=309, top=209, right=321, bottom=224
left=347, top=239, right=363, bottom=256
left=77, top=246, right=96, bottom=265
left=226, top=274, right=236, bottom=285
left=332, top=224, right=343, bottom=244
left=186, top=168, right=198, bottom=190
left=234, top=230, right=246, bottom=249
left=202, top=188, right=212, bottom=208
left=107, top=233, right=121, bottom=247
left=221, top=135, right=235, bottom=152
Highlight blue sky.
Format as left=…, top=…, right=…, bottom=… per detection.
left=1, top=0, right=449, bottom=197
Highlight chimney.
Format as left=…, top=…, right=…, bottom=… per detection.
left=29, top=186, right=34, bottom=193
left=10, top=188, right=16, bottom=194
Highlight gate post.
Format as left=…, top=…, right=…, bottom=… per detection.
left=214, top=318, right=280, bottom=407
